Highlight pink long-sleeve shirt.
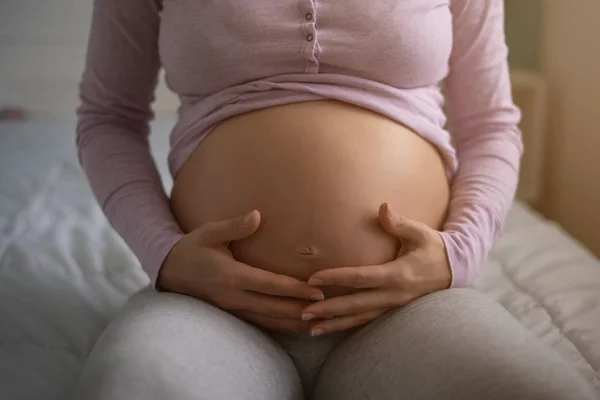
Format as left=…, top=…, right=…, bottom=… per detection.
left=76, top=0, right=522, bottom=288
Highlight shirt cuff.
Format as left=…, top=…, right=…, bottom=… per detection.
left=439, top=230, right=472, bottom=288
left=140, top=232, right=186, bottom=289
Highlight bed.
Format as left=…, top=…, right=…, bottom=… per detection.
left=1, top=116, right=599, bottom=399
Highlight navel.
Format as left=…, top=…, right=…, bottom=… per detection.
left=296, top=245, right=320, bottom=257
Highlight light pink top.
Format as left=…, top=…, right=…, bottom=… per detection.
left=76, top=0, right=522, bottom=288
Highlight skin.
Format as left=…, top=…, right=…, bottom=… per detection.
left=164, top=99, right=451, bottom=334
left=158, top=210, right=326, bottom=332
left=302, top=202, right=451, bottom=336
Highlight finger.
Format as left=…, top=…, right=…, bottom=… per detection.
left=308, top=265, right=391, bottom=288
left=309, top=309, right=388, bottom=337
left=379, top=202, right=429, bottom=244
left=223, top=291, right=312, bottom=319
left=301, top=289, right=406, bottom=319
left=195, top=210, right=261, bottom=247
left=239, top=264, right=325, bottom=301
left=234, top=311, right=311, bottom=334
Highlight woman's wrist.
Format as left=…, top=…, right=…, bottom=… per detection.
left=145, top=232, right=186, bottom=290
left=155, top=234, right=187, bottom=292
left=438, top=230, right=471, bottom=288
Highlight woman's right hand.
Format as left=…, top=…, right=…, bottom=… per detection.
left=156, top=210, right=324, bottom=333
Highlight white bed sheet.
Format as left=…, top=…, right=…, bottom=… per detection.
left=1, top=117, right=599, bottom=399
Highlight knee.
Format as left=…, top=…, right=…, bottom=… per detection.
left=74, top=291, right=303, bottom=400
left=75, top=341, right=167, bottom=399
left=73, top=292, right=229, bottom=399
left=314, top=289, right=596, bottom=400
left=73, top=307, right=182, bottom=399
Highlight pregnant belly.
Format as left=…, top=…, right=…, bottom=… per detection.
left=170, top=100, right=449, bottom=297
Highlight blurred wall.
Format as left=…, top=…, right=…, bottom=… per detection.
left=0, top=1, right=95, bottom=112
left=503, top=0, right=600, bottom=258
left=540, top=0, right=600, bottom=257
left=0, top=0, right=176, bottom=114
left=505, top=0, right=543, bottom=71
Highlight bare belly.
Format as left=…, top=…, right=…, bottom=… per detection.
left=171, top=100, right=449, bottom=297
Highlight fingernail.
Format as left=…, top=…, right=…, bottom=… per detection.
left=310, top=293, right=325, bottom=301
left=308, top=278, right=323, bottom=286
left=244, top=211, right=254, bottom=224
left=302, top=313, right=316, bottom=321
left=386, top=203, right=394, bottom=217
left=311, top=329, right=325, bottom=337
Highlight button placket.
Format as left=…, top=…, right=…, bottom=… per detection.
left=300, top=0, right=319, bottom=73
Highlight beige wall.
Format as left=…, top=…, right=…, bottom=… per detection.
left=505, top=0, right=543, bottom=71
left=540, top=1, right=600, bottom=256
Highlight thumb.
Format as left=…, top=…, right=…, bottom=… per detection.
left=194, top=210, right=261, bottom=247
left=379, top=202, right=428, bottom=244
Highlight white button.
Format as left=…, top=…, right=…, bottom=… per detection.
left=305, top=13, right=313, bottom=21
left=306, top=34, right=314, bottom=42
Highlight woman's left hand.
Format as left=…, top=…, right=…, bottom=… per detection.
left=301, top=202, right=452, bottom=337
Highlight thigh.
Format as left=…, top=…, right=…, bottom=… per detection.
left=73, top=288, right=303, bottom=400
left=313, top=288, right=596, bottom=400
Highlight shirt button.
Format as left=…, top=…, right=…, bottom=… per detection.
left=306, top=34, right=314, bottom=42
left=305, top=12, right=313, bottom=21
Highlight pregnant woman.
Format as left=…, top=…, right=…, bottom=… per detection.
left=74, top=1, right=595, bottom=399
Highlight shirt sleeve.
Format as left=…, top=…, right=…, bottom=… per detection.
left=439, top=0, right=523, bottom=287
left=76, top=0, right=184, bottom=286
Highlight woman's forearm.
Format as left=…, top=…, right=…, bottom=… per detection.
left=76, top=0, right=183, bottom=285
left=439, top=130, right=522, bottom=287
left=442, top=0, right=523, bottom=287
left=76, top=122, right=184, bottom=285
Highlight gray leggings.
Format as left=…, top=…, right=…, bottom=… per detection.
left=74, top=288, right=595, bottom=400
